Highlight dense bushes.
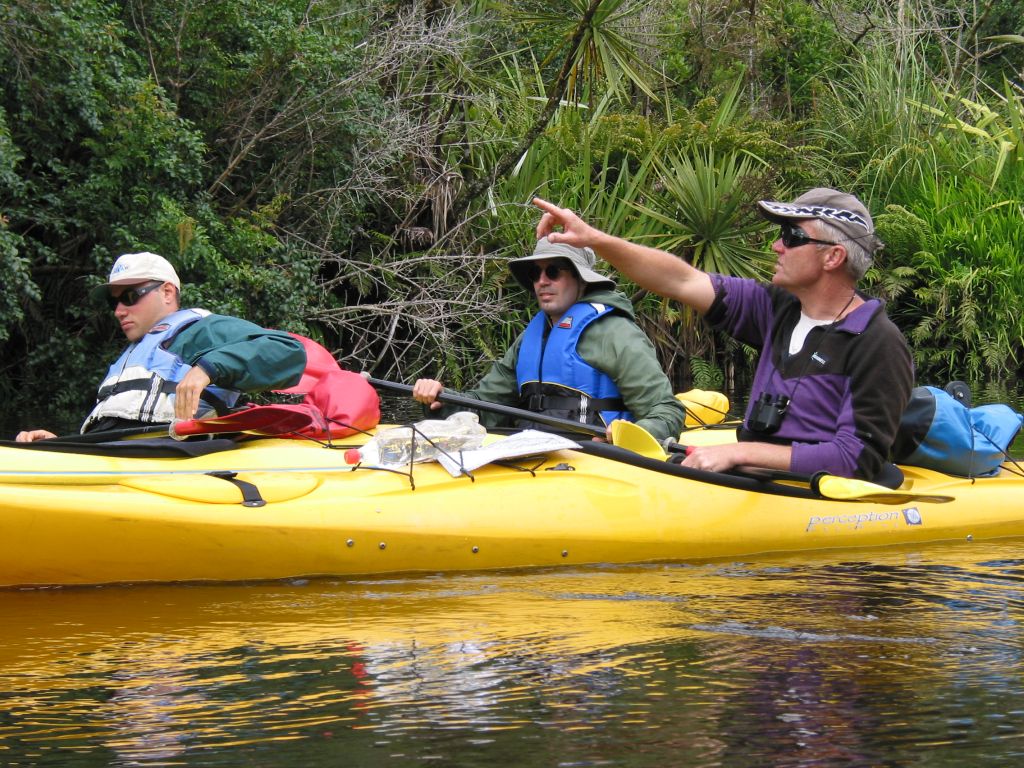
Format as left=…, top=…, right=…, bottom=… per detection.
left=2, top=0, right=1023, bottom=434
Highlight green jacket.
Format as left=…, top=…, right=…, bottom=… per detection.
left=169, top=314, right=306, bottom=392
left=440, top=289, right=685, bottom=442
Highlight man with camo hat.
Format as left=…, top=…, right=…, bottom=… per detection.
left=532, top=189, right=913, bottom=485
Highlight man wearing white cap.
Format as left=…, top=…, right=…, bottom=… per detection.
left=532, top=190, right=913, bottom=485
left=16, top=252, right=306, bottom=441
left=411, top=237, right=685, bottom=442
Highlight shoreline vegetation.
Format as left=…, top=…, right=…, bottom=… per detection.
left=2, top=0, right=1023, bottom=434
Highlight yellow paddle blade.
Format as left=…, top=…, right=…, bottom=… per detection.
left=676, top=389, right=730, bottom=427
left=816, top=475, right=954, bottom=504
left=610, top=420, right=668, bottom=460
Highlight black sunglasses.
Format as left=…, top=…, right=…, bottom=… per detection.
left=525, top=263, right=571, bottom=283
left=779, top=221, right=838, bottom=249
left=107, top=281, right=164, bottom=310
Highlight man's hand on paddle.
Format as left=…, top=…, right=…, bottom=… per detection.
left=682, top=442, right=794, bottom=474
left=15, top=429, right=57, bottom=443
left=412, top=379, right=445, bottom=411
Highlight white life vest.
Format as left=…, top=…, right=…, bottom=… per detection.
left=81, top=309, right=241, bottom=433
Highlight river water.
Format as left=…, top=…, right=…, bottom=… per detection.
left=3, top=539, right=1024, bottom=767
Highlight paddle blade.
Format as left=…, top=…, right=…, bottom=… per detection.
left=815, top=475, right=955, bottom=504
left=611, top=420, right=668, bottom=460
left=170, top=405, right=318, bottom=439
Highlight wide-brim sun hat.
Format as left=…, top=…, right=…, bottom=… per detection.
left=508, top=237, right=616, bottom=292
left=89, top=252, right=181, bottom=302
left=757, top=188, right=883, bottom=253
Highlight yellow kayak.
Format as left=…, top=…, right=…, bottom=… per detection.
left=1, top=421, right=1022, bottom=588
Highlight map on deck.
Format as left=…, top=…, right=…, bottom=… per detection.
left=437, top=430, right=581, bottom=477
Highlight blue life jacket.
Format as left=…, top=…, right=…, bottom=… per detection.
left=81, top=309, right=242, bottom=432
left=515, top=302, right=631, bottom=428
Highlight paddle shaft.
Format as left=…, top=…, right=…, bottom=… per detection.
left=372, top=383, right=947, bottom=502
left=662, top=439, right=951, bottom=502
left=368, top=377, right=606, bottom=438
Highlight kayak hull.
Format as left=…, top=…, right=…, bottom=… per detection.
left=1, top=432, right=1021, bottom=587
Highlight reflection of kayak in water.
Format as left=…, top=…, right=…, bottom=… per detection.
left=0, top=423, right=1022, bottom=587
left=2, top=541, right=975, bottom=666
left=3, top=541, right=1016, bottom=765
left=0, top=541, right=1000, bottom=706
left=0, top=568, right=688, bottom=669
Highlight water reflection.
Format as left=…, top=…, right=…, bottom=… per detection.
left=3, top=541, right=1024, bottom=766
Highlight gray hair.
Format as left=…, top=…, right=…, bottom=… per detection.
left=813, top=219, right=878, bottom=282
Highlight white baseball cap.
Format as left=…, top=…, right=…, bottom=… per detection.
left=90, top=252, right=181, bottom=301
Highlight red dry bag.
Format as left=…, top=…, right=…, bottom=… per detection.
left=274, top=333, right=381, bottom=439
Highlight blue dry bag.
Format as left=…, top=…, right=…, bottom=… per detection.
left=892, top=386, right=1023, bottom=477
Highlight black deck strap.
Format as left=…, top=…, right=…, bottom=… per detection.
left=1, top=436, right=240, bottom=458
left=207, top=471, right=266, bottom=507
left=49, top=424, right=171, bottom=444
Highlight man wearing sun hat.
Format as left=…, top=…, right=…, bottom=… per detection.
left=532, top=189, right=913, bottom=485
left=410, top=237, right=685, bottom=441
left=15, top=251, right=306, bottom=441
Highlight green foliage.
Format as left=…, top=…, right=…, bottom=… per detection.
left=0, top=0, right=325, bottom=433
left=0, top=104, right=22, bottom=192
left=874, top=204, right=930, bottom=261
left=120, top=0, right=380, bottom=243
left=632, top=149, right=774, bottom=278
left=0, top=219, right=33, bottom=344
left=811, top=32, right=1024, bottom=384
left=486, top=80, right=801, bottom=387
left=126, top=197, right=319, bottom=332
left=4, top=0, right=1024, bottom=430
left=865, top=204, right=929, bottom=303
left=666, top=91, right=810, bottom=179
left=0, top=1, right=192, bottom=430
left=689, top=357, right=725, bottom=391
left=753, top=1, right=846, bottom=116
left=878, top=176, right=1024, bottom=382
left=0, top=106, right=35, bottom=342
left=663, top=0, right=847, bottom=116
left=510, top=0, right=667, bottom=104
left=913, top=78, right=1024, bottom=190
left=812, top=44, right=942, bottom=197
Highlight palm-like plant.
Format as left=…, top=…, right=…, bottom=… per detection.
left=512, top=0, right=665, bottom=105
left=452, top=0, right=669, bottom=217
left=630, top=149, right=774, bottom=278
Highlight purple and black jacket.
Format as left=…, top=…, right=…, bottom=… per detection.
left=706, top=275, right=914, bottom=480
